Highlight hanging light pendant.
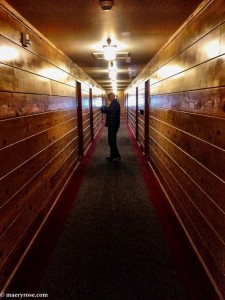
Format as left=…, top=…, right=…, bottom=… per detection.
left=103, top=38, right=117, bottom=61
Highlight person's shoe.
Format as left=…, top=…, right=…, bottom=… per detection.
left=111, top=157, right=121, bottom=162
left=106, top=156, right=112, bottom=161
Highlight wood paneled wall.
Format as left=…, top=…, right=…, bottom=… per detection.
left=0, top=1, right=104, bottom=290
left=92, top=91, right=103, bottom=137
left=127, top=89, right=136, bottom=136
left=125, top=0, right=225, bottom=298
left=137, top=82, right=145, bottom=152
left=80, top=83, right=91, bottom=154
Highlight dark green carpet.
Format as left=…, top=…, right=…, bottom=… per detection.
left=39, top=122, right=186, bottom=300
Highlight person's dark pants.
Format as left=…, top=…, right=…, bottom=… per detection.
left=108, top=126, right=120, bottom=159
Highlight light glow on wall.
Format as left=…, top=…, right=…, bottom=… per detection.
left=0, top=46, right=18, bottom=61
left=157, top=65, right=183, bottom=79
left=205, top=40, right=220, bottom=58
left=40, top=68, right=67, bottom=81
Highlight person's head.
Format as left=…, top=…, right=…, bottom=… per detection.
left=107, top=92, right=116, bottom=102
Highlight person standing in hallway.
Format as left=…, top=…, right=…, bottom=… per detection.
left=102, top=92, right=121, bottom=162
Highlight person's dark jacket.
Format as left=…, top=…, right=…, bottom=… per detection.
left=102, top=99, right=120, bottom=129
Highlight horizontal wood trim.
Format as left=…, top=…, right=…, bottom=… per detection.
left=0, top=118, right=77, bottom=178
left=138, top=115, right=144, bottom=124
left=127, top=0, right=225, bottom=89
left=0, top=1, right=104, bottom=291
left=126, top=1, right=225, bottom=297
left=0, top=64, right=76, bottom=97
left=0, top=36, right=76, bottom=87
left=0, top=130, right=78, bottom=208
left=149, top=148, right=225, bottom=297
left=150, top=87, right=225, bottom=118
left=83, top=123, right=91, bottom=133
left=83, top=136, right=91, bottom=153
left=150, top=108, right=225, bottom=149
left=128, top=110, right=136, bottom=118
left=149, top=131, right=225, bottom=252
left=151, top=55, right=225, bottom=96
left=149, top=143, right=225, bottom=271
left=0, top=150, right=78, bottom=285
left=0, top=140, right=78, bottom=236
left=149, top=126, right=225, bottom=213
left=93, top=123, right=101, bottom=135
left=152, top=26, right=222, bottom=85
left=0, top=92, right=77, bottom=120
left=82, top=112, right=91, bottom=122
left=150, top=116, right=225, bottom=181
left=0, top=4, right=104, bottom=91
left=93, top=109, right=101, bottom=118
left=0, top=109, right=77, bottom=149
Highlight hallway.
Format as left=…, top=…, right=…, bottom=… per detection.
left=1, top=1, right=225, bottom=298
left=8, top=122, right=218, bottom=300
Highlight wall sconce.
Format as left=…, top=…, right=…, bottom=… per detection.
left=21, top=33, right=32, bottom=47
left=99, top=0, right=114, bottom=11
left=103, top=38, right=117, bottom=61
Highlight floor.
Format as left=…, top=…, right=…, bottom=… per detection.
left=8, top=121, right=219, bottom=300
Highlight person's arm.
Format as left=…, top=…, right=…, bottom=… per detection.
left=101, top=105, right=109, bottom=127
left=101, top=105, right=108, bottom=114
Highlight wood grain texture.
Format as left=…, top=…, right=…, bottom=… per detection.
left=125, top=1, right=225, bottom=298
left=137, top=84, right=145, bottom=150
left=0, top=2, right=104, bottom=290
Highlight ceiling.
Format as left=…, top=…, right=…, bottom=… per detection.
left=6, top=0, right=203, bottom=92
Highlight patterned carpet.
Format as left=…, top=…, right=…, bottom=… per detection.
left=38, top=122, right=187, bottom=300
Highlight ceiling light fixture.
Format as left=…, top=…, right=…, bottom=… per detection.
left=103, top=38, right=117, bottom=61
left=111, top=80, right=117, bottom=93
left=108, top=61, right=117, bottom=79
left=99, top=0, right=114, bottom=11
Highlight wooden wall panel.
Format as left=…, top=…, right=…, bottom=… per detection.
left=92, top=92, right=103, bottom=136
left=0, top=1, right=104, bottom=290
left=81, top=83, right=91, bottom=154
left=128, top=108, right=136, bottom=136
left=137, top=82, right=145, bottom=151
left=93, top=109, right=102, bottom=136
left=149, top=126, right=225, bottom=231
left=149, top=143, right=225, bottom=296
left=127, top=90, right=136, bottom=136
left=151, top=88, right=225, bottom=118
left=149, top=108, right=225, bottom=149
left=0, top=148, right=77, bottom=286
left=0, top=139, right=77, bottom=244
left=0, top=93, right=76, bottom=120
left=0, top=129, right=78, bottom=207
left=150, top=115, right=225, bottom=181
left=0, top=118, right=76, bottom=178
left=0, top=109, right=76, bottom=149
left=125, top=1, right=225, bottom=298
